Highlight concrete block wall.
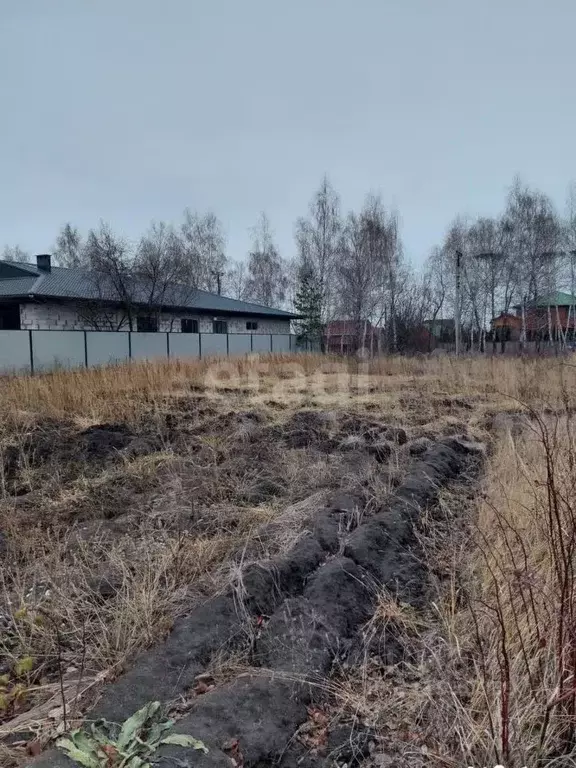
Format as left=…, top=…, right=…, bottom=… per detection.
left=226, top=316, right=291, bottom=334
left=20, top=302, right=93, bottom=331
left=19, top=302, right=291, bottom=335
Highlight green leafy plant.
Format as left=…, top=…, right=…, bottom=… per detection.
left=56, top=701, right=207, bottom=768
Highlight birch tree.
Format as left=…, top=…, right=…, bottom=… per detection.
left=54, top=223, right=84, bottom=267
left=245, top=213, right=287, bottom=307
left=294, top=176, right=341, bottom=323
left=180, top=210, right=227, bottom=292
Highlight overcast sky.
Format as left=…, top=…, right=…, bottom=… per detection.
left=1, top=0, right=575, bottom=267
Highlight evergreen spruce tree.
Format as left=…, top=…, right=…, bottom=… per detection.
left=294, top=262, right=323, bottom=348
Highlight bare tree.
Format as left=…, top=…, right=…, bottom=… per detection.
left=563, top=184, right=576, bottom=340
left=54, top=223, right=84, bottom=267
left=423, top=245, right=452, bottom=349
left=135, top=221, right=191, bottom=330
left=336, top=210, right=375, bottom=332
left=245, top=213, right=287, bottom=307
left=394, top=267, right=436, bottom=352
left=2, top=244, right=30, bottom=263
left=81, top=222, right=136, bottom=330
left=295, top=176, right=341, bottom=322
left=361, top=195, right=402, bottom=352
left=505, top=178, right=562, bottom=302
left=428, top=178, right=564, bottom=351
left=501, top=179, right=562, bottom=344
left=181, top=210, right=227, bottom=292
left=335, top=196, right=404, bottom=354
left=225, top=260, right=248, bottom=301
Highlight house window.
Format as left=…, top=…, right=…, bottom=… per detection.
left=137, top=315, right=158, bottom=332
left=181, top=318, right=199, bottom=334
left=0, top=303, right=21, bottom=330
left=246, top=321, right=258, bottom=331
left=213, top=320, right=228, bottom=334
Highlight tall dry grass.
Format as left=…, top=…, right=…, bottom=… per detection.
left=1, top=352, right=575, bottom=425
left=3, top=353, right=576, bottom=765
left=405, top=382, right=576, bottom=766
left=461, top=409, right=576, bottom=766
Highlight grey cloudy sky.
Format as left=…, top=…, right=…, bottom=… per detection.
left=1, top=0, right=575, bottom=267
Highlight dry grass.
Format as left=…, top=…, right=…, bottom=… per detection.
left=2, top=352, right=576, bottom=765
left=318, top=358, right=576, bottom=767
left=0, top=352, right=572, bottom=425
left=451, top=411, right=576, bottom=766
left=0, top=353, right=412, bottom=761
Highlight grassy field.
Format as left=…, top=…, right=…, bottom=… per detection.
left=1, top=353, right=576, bottom=766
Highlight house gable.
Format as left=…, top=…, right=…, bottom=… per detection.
left=0, top=262, right=37, bottom=279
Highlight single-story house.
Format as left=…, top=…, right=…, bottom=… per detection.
left=0, top=254, right=295, bottom=334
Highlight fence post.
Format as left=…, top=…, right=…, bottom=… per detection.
left=250, top=333, right=253, bottom=352
left=270, top=333, right=273, bottom=353
left=128, top=332, right=132, bottom=361
left=226, top=332, right=229, bottom=357
left=166, top=332, right=170, bottom=359
left=199, top=333, right=202, bottom=359
left=29, top=330, right=34, bottom=375
left=83, top=331, right=88, bottom=368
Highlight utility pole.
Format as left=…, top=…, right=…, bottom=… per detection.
left=455, top=250, right=462, bottom=356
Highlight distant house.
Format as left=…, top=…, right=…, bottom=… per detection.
left=325, top=319, right=436, bottom=355
left=489, top=294, right=576, bottom=343
left=0, top=254, right=295, bottom=334
left=491, top=312, right=522, bottom=341
left=513, top=293, right=576, bottom=340
left=324, top=320, right=383, bottom=356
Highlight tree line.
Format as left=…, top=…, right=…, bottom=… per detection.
left=426, top=177, right=576, bottom=350
left=4, top=175, right=576, bottom=349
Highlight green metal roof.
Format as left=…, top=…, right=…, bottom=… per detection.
left=527, top=292, right=576, bottom=307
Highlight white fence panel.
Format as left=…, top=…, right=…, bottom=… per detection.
left=32, top=331, right=85, bottom=371
left=252, top=334, right=272, bottom=353
left=87, top=332, right=130, bottom=367
left=130, top=333, right=168, bottom=361
left=228, top=334, right=252, bottom=356
left=169, top=333, right=200, bottom=359
left=200, top=333, right=227, bottom=357
left=271, top=334, right=290, bottom=353
left=0, top=330, right=31, bottom=374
